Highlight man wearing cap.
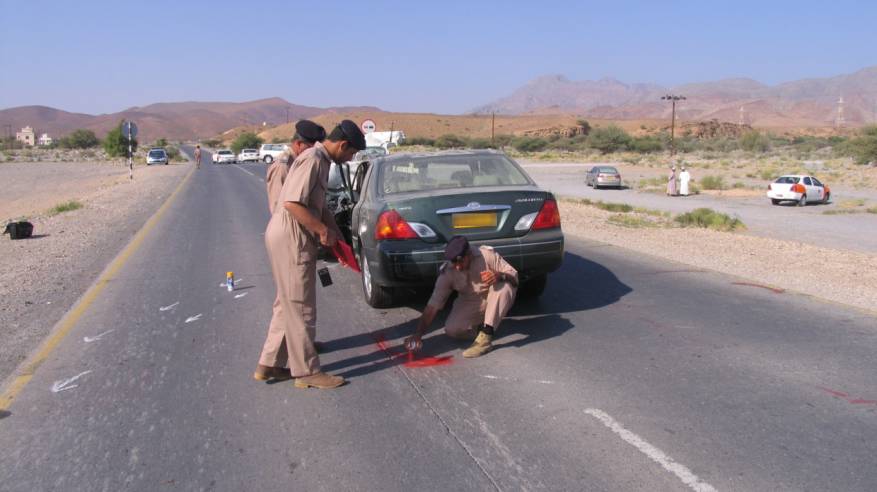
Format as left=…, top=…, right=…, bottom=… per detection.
left=405, top=236, right=518, bottom=358
left=266, top=120, right=327, bottom=214
left=255, top=120, right=366, bottom=388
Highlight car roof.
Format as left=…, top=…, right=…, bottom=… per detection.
left=376, top=149, right=506, bottom=164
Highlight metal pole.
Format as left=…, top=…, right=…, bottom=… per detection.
left=286, top=108, right=289, bottom=124
left=128, top=124, right=133, bottom=180
left=670, top=100, right=677, bottom=156
left=491, top=112, right=495, bottom=147
left=388, top=121, right=394, bottom=144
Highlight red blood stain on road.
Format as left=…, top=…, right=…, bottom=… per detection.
left=848, top=399, right=877, bottom=405
left=371, top=333, right=454, bottom=368
left=817, top=386, right=876, bottom=405
left=732, top=282, right=785, bottom=294
left=818, top=387, right=850, bottom=398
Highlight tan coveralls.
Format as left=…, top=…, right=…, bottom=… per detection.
left=265, top=152, right=294, bottom=214
left=427, top=246, right=518, bottom=339
left=258, top=143, right=338, bottom=377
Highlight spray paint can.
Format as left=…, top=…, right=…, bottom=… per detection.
left=226, top=271, right=235, bottom=292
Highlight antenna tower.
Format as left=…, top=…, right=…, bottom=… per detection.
left=835, top=96, right=845, bottom=128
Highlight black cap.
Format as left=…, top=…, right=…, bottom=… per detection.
left=294, top=120, right=326, bottom=143
left=338, top=119, right=366, bottom=151
left=444, top=235, right=470, bottom=262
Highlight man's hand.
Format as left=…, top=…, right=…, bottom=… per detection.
left=404, top=335, right=423, bottom=352
left=480, top=270, right=497, bottom=286
left=319, top=226, right=338, bottom=248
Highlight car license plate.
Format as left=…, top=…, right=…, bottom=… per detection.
left=453, top=212, right=497, bottom=229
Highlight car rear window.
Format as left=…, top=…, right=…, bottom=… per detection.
left=598, top=167, right=618, bottom=173
left=379, top=155, right=530, bottom=194
left=148, top=151, right=164, bottom=157
left=775, top=176, right=800, bottom=184
left=219, top=150, right=232, bottom=155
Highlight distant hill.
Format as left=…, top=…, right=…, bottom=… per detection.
left=0, top=98, right=381, bottom=142
left=473, top=66, right=877, bottom=128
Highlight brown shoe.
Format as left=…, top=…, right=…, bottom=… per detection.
left=253, top=365, right=292, bottom=381
left=462, top=332, right=493, bottom=358
left=294, top=372, right=345, bottom=389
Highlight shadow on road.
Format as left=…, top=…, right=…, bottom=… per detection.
left=322, top=251, right=631, bottom=380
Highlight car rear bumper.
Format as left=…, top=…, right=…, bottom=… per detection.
left=767, top=191, right=801, bottom=200
left=596, top=178, right=621, bottom=186
left=364, top=229, right=564, bottom=288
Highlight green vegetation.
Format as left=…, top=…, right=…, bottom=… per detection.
left=231, top=132, right=264, bottom=154
left=60, top=129, right=100, bottom=149
left=434, top=134, right=468, bottom=149
left=586, top=125, right=632, bottom=154
left=740, top=131, right=771, bottom=153
left=607, top=214, right=659, bottom=228
left=837, top=126, right=877, bottom=165
left=103, top=122, right=138, bottom=157
left=48, top=200, right=83, bottom=216
left=593, top=202, right=633, bottom=213
left=674, top=208, right=745, bottom=231
left=699, top=175, right=727, bottom=190
left=511, top=136, right=548, bottom=152
left=201, top=138, right=222, bottom=148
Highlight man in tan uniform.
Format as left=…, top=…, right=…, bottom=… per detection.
left=255, top=120, right=365, bottom=389
left=265, top=120, right=326, bottom=214
left=194, top=145, right=201, bottom=169
left=405, top=236, right=518, bottom=358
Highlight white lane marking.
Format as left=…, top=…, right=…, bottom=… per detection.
left=233, top=164, right=258, bottom=178
left=185, top=314, right=203, bottom=324
left=83, top=329, right=115, bottom=343
left=481, top=374, right=555, bottom=385
left=234, top=292, right=248, bottom=299
left=584, top=408, right=718, bottom=492
left=159, top=301, right=180, bottom=311
left=51, top=370, right=93, bottom=393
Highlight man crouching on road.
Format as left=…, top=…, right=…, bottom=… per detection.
left=405, top=236, right=518, bottom=358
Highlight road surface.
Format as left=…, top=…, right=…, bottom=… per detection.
left=2, top=153, right=875, bottom=491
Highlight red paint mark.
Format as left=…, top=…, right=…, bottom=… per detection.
left=732, top=282, right=785, bottom=294
left=848, top=399, right=877, bottom=405
left=818, top=387, right=850, bottom=398
left=404, top=356, right=454, bottom=368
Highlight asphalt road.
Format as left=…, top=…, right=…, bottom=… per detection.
left=522, top=162, right=877, bottom=253
left=1, top=153, right=875, bottom=491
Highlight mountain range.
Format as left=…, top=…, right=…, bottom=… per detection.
left=0, top=98, right=380, bottom=143
left=472, top=66, right=877, bottom=128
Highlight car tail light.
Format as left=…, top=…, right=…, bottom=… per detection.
left=375, top=210, right=418, bottom=240
left=791, top=183, right=805, bottom=193
left=532, top=199, right=561, bottom=230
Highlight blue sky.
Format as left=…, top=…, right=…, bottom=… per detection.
left=1, top=0, right=874, bottom=115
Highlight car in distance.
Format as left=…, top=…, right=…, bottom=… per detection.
left=237, top=148, right=260, bottom=162
left=767, top=175, right=830, bottom=206
left=259, top=143, right=289, bottom=164
left=586, top=166, right=622, bottom=188
left=212, top=149, right=236, bottom=164
left=146, top=148, right=168, bottom=165
left=338, top=149, right=564, bottom=308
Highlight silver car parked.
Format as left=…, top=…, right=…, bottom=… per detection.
left=586, top=166, right=622, bottom=188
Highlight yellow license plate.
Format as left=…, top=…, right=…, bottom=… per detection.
left=453, top=212, right=497, bottom=229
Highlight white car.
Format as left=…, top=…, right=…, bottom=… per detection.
left=767, top=175, right=831, bottom=206
left=259, top=143, right=289, bottom=164
left=212, top=149, right=236, bottom=164
left=237, top=148, right=259, bottom=162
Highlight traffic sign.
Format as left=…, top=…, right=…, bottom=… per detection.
left=361, top=119, right=376, bottom=134
left=121, top=120, right=138, bottom=139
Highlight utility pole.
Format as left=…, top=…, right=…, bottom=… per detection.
left=388, top=121, right=395, bottom=145
left=491, top=112, right=496, bottom=147
left=835, top=96, right=845, bottom=129
left=661, top=94, right=686, bottom=156
left=286, top=108, right=289, bottom=124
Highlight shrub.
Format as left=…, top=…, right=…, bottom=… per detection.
left=48, top=200, right=83, bottom=216
left=587, top=126, right=632, bottom=153
left=468, top=138, right=494, bottom=149
left=837, top=126, right=877, bottom=165
left=165, top=146, right=181, bottom=161
left=153, top=138, right=168, bottom=148
left=699, top=175, right=726, bottom=190
left=434, top=134, right=466, bottom=149
left=595, top=201, right=633, bottom=213
left=675, top=208, right=745, bottom=231
left=511, top=136, right=548, bottom=152
left=740, top=131, right=771, bottom=153
left=202, top=138, right=222, bottom=148
left=60, top=129, right=100, bottom=149
left=103, top=122, right=137, bottom=157
left=231, top=132, right=264, bottom=154
left=629, top=135, right=664, bottom=153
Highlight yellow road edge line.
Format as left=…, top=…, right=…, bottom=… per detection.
left=0, top=166, right=195, bottom=411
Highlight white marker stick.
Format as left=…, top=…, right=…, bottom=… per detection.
left=234, top=292, right=248, bottom=299
left=83, top=329, right=115, bottom=343
left=185, top=314, right=203, bottom=324
left=159, top=302, right=180, bottom=311
left=51, top=370, right=93, bottom=393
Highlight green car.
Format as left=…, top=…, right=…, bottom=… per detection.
left=337, top=149, right=564, bottom=308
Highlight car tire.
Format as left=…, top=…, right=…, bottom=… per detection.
left=798, top=194, right=807, bottom=207
left=264, top=155, right=273, bottom=164
left=518, top=274, right=547, bottom=299
left=360, top=253, right=394, bottom=308
left=771, top=199, right=780, bottom=205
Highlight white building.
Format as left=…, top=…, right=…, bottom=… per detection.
left=15, top=126, right=35, bottom=146
left=38, top=133, right=53, bottom=146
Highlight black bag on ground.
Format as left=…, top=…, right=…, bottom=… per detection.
left=3, top=221, right=34, bottom=239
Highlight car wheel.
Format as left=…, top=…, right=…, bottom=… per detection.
left=798, top=194, right=807, bottom=207
left=823, top=192, right=830, bottom=204
left=771, top=199, right=780, bottom=205
left=264, top=155, right=273, bottom=164
left=518, top=274, right=547, bottom=299
left=360, top=253, right=394, bottom=308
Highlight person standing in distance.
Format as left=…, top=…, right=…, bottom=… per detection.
left=266, top=120, right=327, bottom=214
left=255, top=120, right=365, bottom=388
left=194, top=145, right=202, bottom=169
left=404, top=236, right=518, bottom=358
